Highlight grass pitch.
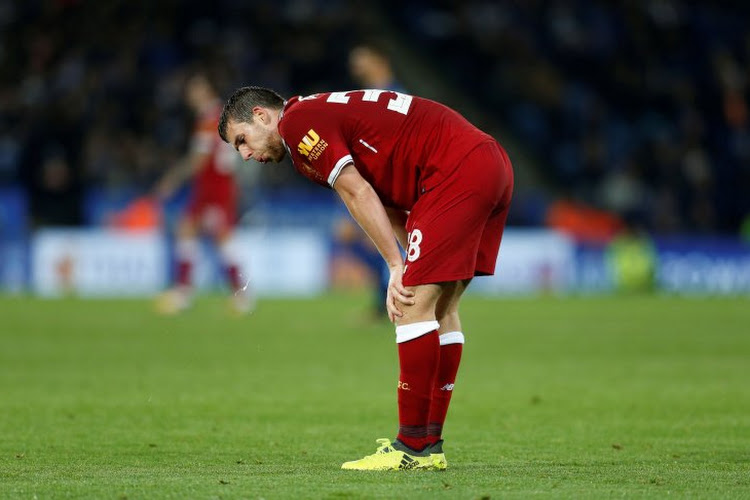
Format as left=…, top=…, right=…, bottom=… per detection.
left=0, top=293, right=748, bottom=499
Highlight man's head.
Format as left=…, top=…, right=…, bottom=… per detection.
left=185, top=72, right=218, bottom=112
left=349, top=43, right=394, bottom=88
left=218, top=86, right=287, bottom=164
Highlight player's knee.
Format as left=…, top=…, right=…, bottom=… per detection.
left=435, top=281, right=463, bottom=317
left=437, top=310, right=461, bottom=334
left=437, top=306, right=459, bottom=323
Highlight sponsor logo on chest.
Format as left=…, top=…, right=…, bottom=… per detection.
left=297, top=128, right=328, bottom=160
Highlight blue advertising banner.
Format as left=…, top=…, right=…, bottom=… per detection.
left=574, top=236, right=750, bottom=295
left=654, top=237, right=750, bottom=295
left=0, top=187, right=28, bottom=293
left=3, top=223, right=749, bottom=296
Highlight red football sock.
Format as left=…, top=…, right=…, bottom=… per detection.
left=175, top=239, right=198, bottom=288
left=395, top=321, right=440, bottom=452
left=225, top=264, right=242, bottom=292
left=176, top=260, right=192, bottom=288
left=219, top=242, right=244, bottom=293
left=427, top=332, right=464, bottom=445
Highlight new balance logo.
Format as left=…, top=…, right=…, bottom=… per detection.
left=440, top=383, right=455, bottom=391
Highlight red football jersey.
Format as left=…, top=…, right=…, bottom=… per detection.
left=191, top=103, right=237, bottom=203
left=278, top=90, right=495, bottom=210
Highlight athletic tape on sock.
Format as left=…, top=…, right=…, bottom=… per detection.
left=439, top=331, right=465, bottom=346
left=395, top=321, right=440, bottom=344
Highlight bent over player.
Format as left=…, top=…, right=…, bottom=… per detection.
left=218, top=87, right=513, bottom=470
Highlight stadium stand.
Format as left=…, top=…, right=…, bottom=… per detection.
left=0, top=0, right=748, bottom=237
left=382, top=0, right=750, bottom=235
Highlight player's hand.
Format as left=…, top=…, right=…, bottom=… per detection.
left=386, top=264, right=415, bottom=323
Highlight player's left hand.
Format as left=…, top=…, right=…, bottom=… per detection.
left=386, top=264, right=415, bottom=323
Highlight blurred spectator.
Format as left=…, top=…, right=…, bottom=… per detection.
left=546, top=198, right=624, bottom=244
left=0, top=0, right=362, bottom=227
left=21, top=143, right=83, bottom=227
left=0, top=0, right=748, bottom=239
left=606, top=218, right=657, bottom=293
left=349, top=42, right=407, bottom=93
left=384, top=0, right=750, bottom=236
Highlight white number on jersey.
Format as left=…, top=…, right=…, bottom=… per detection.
left=326, top=90, right=413, bottom=115
left=326, top=91, right=350, bottom=104
left=386, top=92, right=412, bottom=115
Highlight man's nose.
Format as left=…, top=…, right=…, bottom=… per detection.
left=239, top=145, right=252, bottom=161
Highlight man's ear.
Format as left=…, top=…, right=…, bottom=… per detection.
left=252, top=106, right=267, bottom=124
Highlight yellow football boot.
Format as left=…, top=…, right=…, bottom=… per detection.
left=154, top=288, right=191, bottom=315
left=341, top=438, right=433, bottom=471
left=429, top=439, right=448, bottom=470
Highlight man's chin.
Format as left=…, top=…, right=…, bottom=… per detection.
left=272, top=150, right=287, bottom=163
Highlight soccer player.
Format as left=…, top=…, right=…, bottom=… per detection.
left=218, top=87, right=513, bottom=470
left=156, top=73, right=252, bottom=315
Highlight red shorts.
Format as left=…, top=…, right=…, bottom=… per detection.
left=402, top=140, right=513, bottom=286
left=187, top=193, right=237, bottom=236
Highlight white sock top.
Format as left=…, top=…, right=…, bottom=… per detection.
left=439, top=331, right=465, bottom=345
left=395, top=320, right=440, bottom=344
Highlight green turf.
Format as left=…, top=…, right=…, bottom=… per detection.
left=0, top=293, right=748, bottom=499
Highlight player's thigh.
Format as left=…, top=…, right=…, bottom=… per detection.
left=198, top=202, right=236, bottom=240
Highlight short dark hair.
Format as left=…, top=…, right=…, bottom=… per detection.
left=186, top=69, right=220, bottom=95
left=351, top=39, right=392, bottom=61
left=218, top=86, right=286, bottom=142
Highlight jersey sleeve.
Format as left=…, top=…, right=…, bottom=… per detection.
left=279, top=104, right=353, bottom=188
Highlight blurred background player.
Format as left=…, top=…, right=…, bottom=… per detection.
left=349, top=42, right=406, bottom=94
left=332, top=42, right=407, bottom=319
left=155, top=72, right=252, bottom=315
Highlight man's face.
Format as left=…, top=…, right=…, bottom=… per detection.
left=225, top=112, right=286, bottom=164
left=349, top=47, right=384, bottom=87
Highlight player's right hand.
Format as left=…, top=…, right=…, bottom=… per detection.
left=386, top=264, right=415, bottom=323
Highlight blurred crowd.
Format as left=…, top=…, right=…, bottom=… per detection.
left=1, top=0, right=749, bottom=236
left=0, top=0, right=359, bottom=227
left=389, top=0, right=750, bottom=235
